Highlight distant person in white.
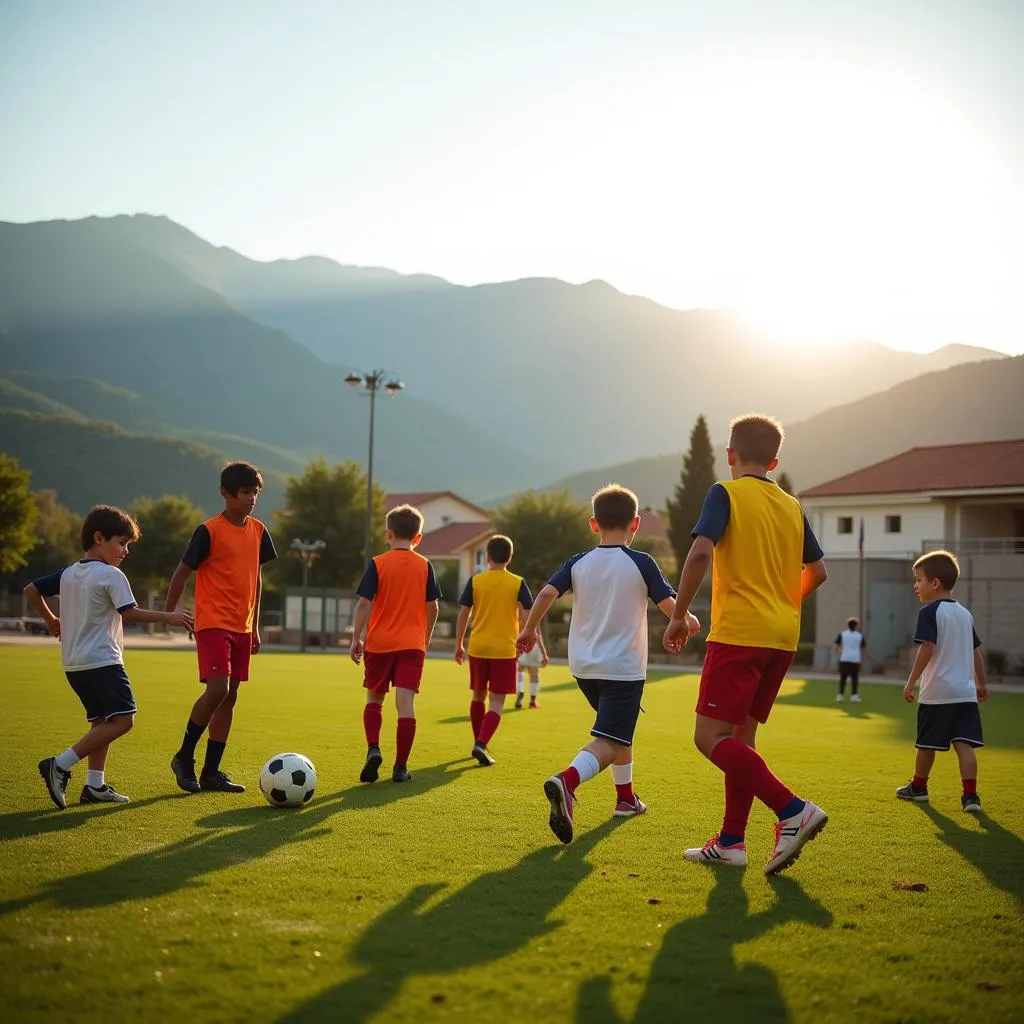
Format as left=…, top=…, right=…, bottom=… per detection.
left=897, top=549, right=988, bottom=812
left=25, top=505, right=193, bottom=810
left=834, top=617, right=867, bottom=703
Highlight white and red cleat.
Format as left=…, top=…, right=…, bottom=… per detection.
left=684, top=835, right=748, bottom=867
left=764, top=801, right=828, bottom=875
left=613, top=795, right=647, bottom=818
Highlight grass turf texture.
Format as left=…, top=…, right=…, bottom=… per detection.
left=1, top=647, right=1022, bottom=1024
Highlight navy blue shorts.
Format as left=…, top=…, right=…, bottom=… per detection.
left=915, top=702, right=983, bottom=751
left=66, top=664, right=137, bottom=722
left=576, top=679, right=645, bottom=747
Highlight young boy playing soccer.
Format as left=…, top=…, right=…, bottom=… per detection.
left=515, top=629, right=548, bottom=709
left=351, top=504, right=441, bottom=783
left=834, top=617, right=867, bottom=703
left=165, top=462, right=277, bottom=794
left=454, top=534, right=534, bottom=766
left=28, top=505, right=194, bottom=808
left=517, top=485, right=682, bottom=843
left=897, top=549, right=988, bottom=812
left=663, top=414, right=828, bottom=875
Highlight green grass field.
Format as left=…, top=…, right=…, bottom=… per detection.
left=1, top=647, right=1022, bottom=1023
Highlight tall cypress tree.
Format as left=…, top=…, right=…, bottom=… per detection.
left=665, top=414, right=717, bottom=569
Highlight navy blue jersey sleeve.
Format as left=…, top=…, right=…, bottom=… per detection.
left=548, top=552, right=586, bottom=597
left=625, top=549, right=676, bottom=603
left=355, top=559, right=378, bottom=600
left=914, top=603, right=939, bottom=645
left=426, top=562, right=441, bottom=601
left=518, top=579, right=534, bottom=609
left=32, top=568, right=65, bottom=598
left=458, top=576, right=474, bottom=607
left=181, top=524, right=211, bottom=571
left=802, top=515, right=824, bottom=563
left=692, top=484, right=730, bottom=543
left=259, top=528, right=277, bottom=565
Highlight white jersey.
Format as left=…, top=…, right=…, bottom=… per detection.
left=33, top=560, right=137, bottom=672
left=836, top=629, right=865, bottom=663
left=913, top=599, right=981, bottom=705
left=547, top=545, right=675, bottom=681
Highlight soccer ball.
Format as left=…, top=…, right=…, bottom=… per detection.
left=259, top=752, right=317, bottom=808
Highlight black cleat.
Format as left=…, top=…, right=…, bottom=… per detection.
left=199, top=770, right=245, bottom=793
left=360, top=745, right=383, bottom=783
left=80, top=784, right=130, bottom=804
left=171, top=755, right=201, bottom=794
left=38, top=756, right=70, bottom=810
left=514, top=695, right=524, bottom=710
left=392, top=764, right=412, bottom=783
left=472, top=742, right=496, bottom=767
left=961, top=791, right=982, bottom=813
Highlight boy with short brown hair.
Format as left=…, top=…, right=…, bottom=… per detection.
left=351, top=504, right=441, bottom=783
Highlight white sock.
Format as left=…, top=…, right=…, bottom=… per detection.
left=570, top=750, right=602, bottom=785
left=55, top=748, right=81, bottom=772
left=87, top=770, right=105, bottom=789
left=611, top=761, right=633, bottom=785
left=516, top=675, right=524, bottom=695
left=529, top=680, right=539, bottom=699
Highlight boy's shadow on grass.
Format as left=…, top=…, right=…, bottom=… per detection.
left=918, top=804, right=1024, bottom=904
left=0, top=761, right=467, bottom=916
left=276, top=818, right=623, bottom=1024
left=577, top=870, right=832, bottom=1024
left=0, top=793, right=183, bottom=845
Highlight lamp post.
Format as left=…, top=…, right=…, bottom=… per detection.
left=290, top=538, right=325, bottom=652
left=344, top=369, right=404, bottom=565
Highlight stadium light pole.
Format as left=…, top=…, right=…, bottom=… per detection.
left=290, top=538, right=325, bottom=652
left=345, top=370, right=405, bottom=566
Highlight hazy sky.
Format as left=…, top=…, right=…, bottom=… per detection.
left=3, top=1, right=1022, bottom=353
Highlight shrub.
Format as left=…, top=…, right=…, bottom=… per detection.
left=987, top=649, right=1008, bottom=676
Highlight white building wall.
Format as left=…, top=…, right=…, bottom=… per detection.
left=809, top=501, right=944, bottom=560
left=414, top=496, right=488, bottom=534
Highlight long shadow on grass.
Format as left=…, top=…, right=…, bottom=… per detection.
left=276, top=818, right=622, bottom=1023
left=577, top=870, right=832, bottom=1023
left=918, top=804, right=1024, bottom=905
left=0, top=761, right=466, bottom=916
left=0, top=793, right=183, bottom=844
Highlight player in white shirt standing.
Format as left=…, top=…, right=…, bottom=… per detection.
left=24, top=505, right=193, bottom=809
left=834, top=617, right=867, bottom=703
left=897, top=550, right=988, bottom=812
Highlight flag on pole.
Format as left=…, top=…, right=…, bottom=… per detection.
left=858, top=518, right=864, bottom=557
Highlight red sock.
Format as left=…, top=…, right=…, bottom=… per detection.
left=559, top=767, right=581, bottom=795
left=477, top=710, right=501, bottom=747
left=395, top=717, right=416, bottom=766
left=615, top=782, right=634, bottom=803
left=913, top=775, right=929, bottom=790
left=470, top=700, right=485, bottom=739
left=722, top=772, right=756, bottom=837
left=709, top=737, right=794, bottom=814
left=363, top=703, right=382, bottom=746
left=962, top=778, right=977, bottom=795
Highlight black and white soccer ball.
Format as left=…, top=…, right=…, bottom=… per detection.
left=259, top=752, right=316, bottom=808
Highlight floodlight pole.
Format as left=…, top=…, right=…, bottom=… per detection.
left=290, top=538, right=325, bottom=652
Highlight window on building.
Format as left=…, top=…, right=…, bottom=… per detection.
left=837, top=516, right=853, bottom=534
left=885, top=515, right=902, bottom=534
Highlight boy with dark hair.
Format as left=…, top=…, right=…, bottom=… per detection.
left=28, top=505, right=193, bottom=808
left=834, top=616, right=867, bottom=703
left=518, top=484, right=683, bottom=842
left=897, top=549, right=988, bottom=811
left=455, top=534, right=534, bottom=766
left=165, top=461, right=277, bottom=794
left=664, top=414, right=829, bottom=874
left=351, top=504, right=441, bottom=783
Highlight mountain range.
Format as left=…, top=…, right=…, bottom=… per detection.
left=0, top=213, right=1016, bottom=514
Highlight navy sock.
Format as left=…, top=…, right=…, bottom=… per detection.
left=202, top=740, right=226, bottom=776
left=176, top=719, right=206, bottom=761
left=777, top=797, right=806, bottom=821
left=719, top=831, right=745, bottom=848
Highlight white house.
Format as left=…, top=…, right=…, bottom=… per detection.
left=801, top=439, right=1024, bottom=668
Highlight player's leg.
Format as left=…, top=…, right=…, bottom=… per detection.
left=469, top=656, right=487, bottom=741
left=201, top=677, right=246, bottom=792
left=473, top=660, right=514, bottom=765
left=360, top=651, right=390, bottom=783
left=849, top=664, right=861, bottom=702
left=529, top=667, right=541, bottom=708
left=515, top=664, right=525, bottom=709
left=837, top=663, right=848, bottom=701
left=611, top=745, right=647, bottom=818
left=392, top=651, right=424, bottom=781
left=953, top=703, right=984, bottom=811
left=898, top=704, right=949, bottom=801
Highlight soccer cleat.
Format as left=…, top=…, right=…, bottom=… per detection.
left=360, top=745, right=383, bottom=783
left=961, top=792, right=982, bottom=813
left=613, top=795, right=647, bottom=818
left=835, top=693, right=844, bottom=703
left=80, top=784, right=130, bottom=804
left=850, top=694, right=862, bottom=703
left=529, top=700, right=539, bottom=709
left=392, top=765, right=412, bottom=783
left=171, top=755, right=201, bottom=794
left=514, top=695, right=524, bottom=710
left=543, top=774, right=575, bottom=844
left=199, top=770, right=246, bottom=793
left=764, top=801, right=828, bottom=875
left=471, top=742, right=496, bottom=767
left=38, top=757, right=70, bottom=810
left=896, top=781, right=929, bottom=802
left=684, top=835, right=748, bottom=867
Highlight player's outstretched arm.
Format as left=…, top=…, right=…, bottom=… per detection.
left=350, top=597, right=372, bottom=664
left=517, top=585, right=558, bottom=653
left=164, top=562, right=193, bottom=613
left=23, top=583, right=60, bottom=639
left=801, top=559, right=828, bottom=600
left=454, top=606, right=471, bottom=664
left=974, top=647, right=988, bottom=702
left=904, top=642, right=934, bottom=702
left=425, top=599, right=439, bottom=650
left=664, top=537, right=712, bottom=650
left=123, top=606, right=194, bottom=631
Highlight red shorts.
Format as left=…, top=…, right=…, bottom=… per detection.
left=196, top=628, right=252, bottom=683
left=363, top=649, right=425, bottom=694
left=468, top=656, right=517, bottom=695
left=696, top=641, right=794, bottom=725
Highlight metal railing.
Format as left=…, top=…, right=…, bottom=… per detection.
left=921, top=537, right=1024, bottom=555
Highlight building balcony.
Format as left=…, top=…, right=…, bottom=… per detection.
left=921, top=537, right=1024, bottom=555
